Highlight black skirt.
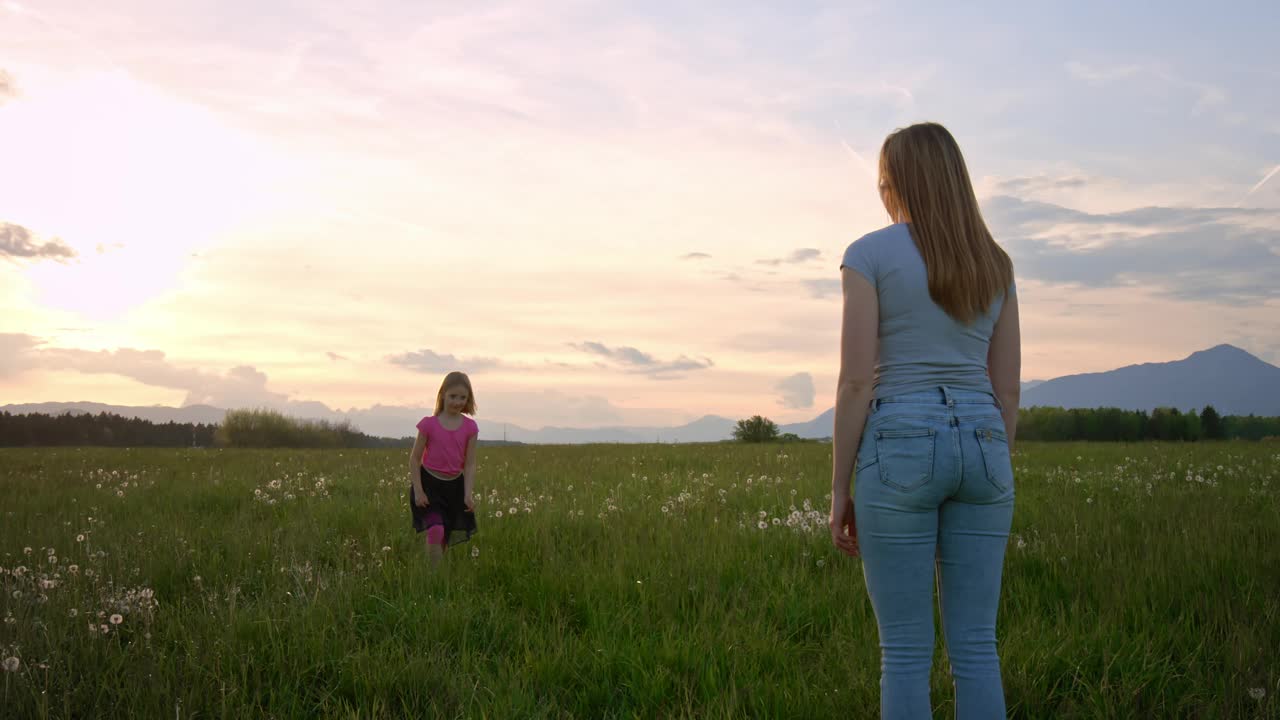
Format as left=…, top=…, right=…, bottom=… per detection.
left=409, top=467, right=477, bottom=545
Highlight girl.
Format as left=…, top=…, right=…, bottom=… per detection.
left=408, top=371, right=479, bottom=563
left=829, top=122, right=1020, bottom=718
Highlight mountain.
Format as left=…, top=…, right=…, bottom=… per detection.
left=0, top=401, right=741, bottom=444
left=2, top=401, right=227, bottom=425
left=483, top=414, right=737, bottom=444
left=780, top=407, right=833, bottom=439
left=777, top=345, right=1280, bottom=439
left=1021, top=344, right=1280, bottom=415
left=7, top=345, right=1276, bottom=444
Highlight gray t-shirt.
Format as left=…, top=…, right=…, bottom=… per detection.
left=840, top=223, right=1012, bottom=399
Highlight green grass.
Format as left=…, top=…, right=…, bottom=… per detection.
left=1, top=442, right=1277, bottom=718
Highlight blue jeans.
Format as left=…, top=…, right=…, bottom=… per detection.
left=854, top=386, right=1015, bottom=719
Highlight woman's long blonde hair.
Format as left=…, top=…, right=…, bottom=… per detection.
left=434, top=371, right=477, bottom=415
left=879, top=122, right=1013, bottom=324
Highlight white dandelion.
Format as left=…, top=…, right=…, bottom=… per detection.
left=471, top=546, right=480, bottom=558
left=110, top=613, right=123, bottom=625
left=495, top=511, right=504, bottom=518
left=1250, top=688, right=1266, bottom=701
left=76, top=534, right=86, bottom=543
left=757, top=521, right=768, bottom=530
left=2, top=656, right=19, bottom=672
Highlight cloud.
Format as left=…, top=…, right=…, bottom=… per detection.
left=326, top=351, right=347, bottom=361
left=0, top=69, right=15, bottom=103
left=776, top=372, right=815, bottom=410
left=722, top=325, right=836, bottom=356
left=681, top=252, right=712, bottom=261
left=1064, top=61, right=1145, bottom=84
left=984, top=195, right=1280, bottom=304
left=802, top=278, right=841, bottom=299
left=0, top=222, right=77, bottom=261
left=0, top=333, right=40, bottom=377
left=569, top=341, right=713, bottom=379
left=386, top=349, right=501, bottom=373
left=993, top=175, right=1089, bottom=196
left=758, top=248, right=822, bottom=266
left=1064, top=60, right=1226, bottom=117
left=0, top=334, right=290, bottom=407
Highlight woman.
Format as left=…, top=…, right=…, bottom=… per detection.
left=830, top=122, right=1020, bottom=719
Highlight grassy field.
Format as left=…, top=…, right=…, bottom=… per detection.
left=1, top=442, right=1277, bottom=719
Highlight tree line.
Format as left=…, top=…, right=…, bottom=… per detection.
left=733, top=406, right=1280, bottom=443
left=0, top=410, right=410, bottom=448
left=2, top=405, right=1278, bottom=448
left=1016, top=405, right=1280, bottom=442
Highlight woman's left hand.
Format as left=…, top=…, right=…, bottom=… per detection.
left=829, top=494, right=859, bottom=557
left=463, top=492, right=475, bottom=512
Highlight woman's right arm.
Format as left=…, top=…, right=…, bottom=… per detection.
left=988, top=287, right=1021, bottom=450
left=408, top=430, right=427, bottom=490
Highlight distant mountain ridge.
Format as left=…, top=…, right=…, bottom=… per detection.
left=5, top=345, right=1277, bottom=443
left=1020, top=344, right=1280, bottom=416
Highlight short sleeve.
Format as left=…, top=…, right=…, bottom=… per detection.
left=415, top=416, right=432, bottom=435
left=466, top=417, right=479, bottom=439
left=840, top=237, right=877, bottom=287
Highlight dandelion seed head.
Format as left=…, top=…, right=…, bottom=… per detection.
left=110, top=613, right=123, bottom=625
left=2, top=656, right=19, bottom=672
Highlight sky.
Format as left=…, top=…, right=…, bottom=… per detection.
left=2, top=0, right=1278, bottom=432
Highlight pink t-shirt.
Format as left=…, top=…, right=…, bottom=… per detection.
left=416, top=414, right=478, bottom=478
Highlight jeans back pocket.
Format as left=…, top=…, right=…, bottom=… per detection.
left=976, top=427, right=1014, bottom=491
left=874, top=427, right=936, bottom=491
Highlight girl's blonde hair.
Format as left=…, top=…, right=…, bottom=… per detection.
left=878, top=122, right=1014, bottom=324
left=434, top=371, right=477, bottom=415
